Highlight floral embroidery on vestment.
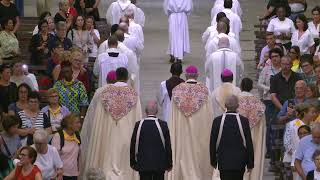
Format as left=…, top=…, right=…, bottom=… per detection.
left=238, top=95, right=265, bottom=128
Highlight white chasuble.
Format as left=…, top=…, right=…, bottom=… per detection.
left=106, top=0, right=137, bottom=25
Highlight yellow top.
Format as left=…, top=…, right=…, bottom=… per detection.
left=63, top=130, right=80, bottom=144
left=291, top=59, right=300, bottom=72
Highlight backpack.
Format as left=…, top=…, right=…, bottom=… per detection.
left=56, top=130, right=81, bottom=150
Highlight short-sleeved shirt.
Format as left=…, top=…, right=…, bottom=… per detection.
left=270, top=71, right=302, bottom=105
left=267, top=17, right=295, bottom=44
left=277, top=98, right=307, bottom=120
left=295, top=135, right=320, bottom=175
left=0, top=2, right=19, bottom=20
left=15, top=165, right=41, bottom=180
left=53, top=80, right=89, bottom=114
left=291, top=30, right=315, bottom=55
left=266, top=0, right=290, bottom=18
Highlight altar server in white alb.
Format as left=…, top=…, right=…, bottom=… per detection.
left=164, top=0, right=193, bottom=63
left=211, top=0, right=242, bottom=19
left=202, top=12, right=227, bottom=45
left=205, top=37, right=243, bottom=92
left=106, top=0, right=136, bottom=25
left=124, top=11, right=145, bottom=44
left=131, top=0, right=146, bottom=27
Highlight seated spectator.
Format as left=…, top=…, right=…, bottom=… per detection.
left=53, top=61, right=88, bottom=115
left=32, top=11, right=52, bottom=35
left=306, top=150, right=320, bottom=180
left=295, top=122, right=320, bottom=180
left=283, top=103, right=317, bottom=179
left=267, top=6, right=295, bottom=50
left=41, top=88, right=70, bottom=133
left=48, top=21, right=72, bottom=53
left=0, top=116, right=22, bottom=178
left=32, top=129, right=63, bottom=180
left=0, top=0, right=20, bottom=33
left=300, top=54, right=317, bottom=85
left=289, top=46, right=301, bottom=72
left=54, top=0, right=72, bottom=29
left=306, top=84, right=320, bottom=99
left=22, top=64, right=39, bottom=91
left=10, top=63, right=36, bottom=91
left=308, top=6, right=320, bottom=47
left=86, top=168, right=106, bottom=180
left=16, top=91, right=52, bottom=146
left=0, top=64, right=17, bottom=114
left=52, top=114, right=81, bottom=179
left=86, top=16, right=100, bottom=62
left=3, top=146, right=42, bottom=180
left=288, top=0, right=306, bottom=21
left=0, top=17, right=19, bottom=61
left=29, top=20, right=53, bottom=65
left=68, top=15, right=92, bottom=62
left=47, top=41, right=65, bottom=79
left=8, top=83, right=31, bottom=116
left=74, top=0, right=101, bottom=21
left=291, top=14, right=315, bottom=55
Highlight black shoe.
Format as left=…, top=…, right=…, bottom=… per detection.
left=169, top=55, right=175, bottom=63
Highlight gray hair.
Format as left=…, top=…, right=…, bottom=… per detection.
left=145, top=100, right=158, bottom=115
left=225, top=95, right=239, bottom=111
left=33, top=129, right=48, bottom=143
left=59, top=0, right=69, bottom=8
left=218, top=37, right=230, bottom=49
left=56, top=21, right=67, bottom=30
left=86, top=168, right=106, bottom=180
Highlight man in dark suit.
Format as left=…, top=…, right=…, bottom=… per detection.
left=130, top=100, right=172, bottom=180
left=210, top=95, right=254, bottom=180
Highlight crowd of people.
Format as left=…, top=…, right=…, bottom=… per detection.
left=0, top=0, right=319, bottom=180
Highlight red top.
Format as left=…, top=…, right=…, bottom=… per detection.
left=15, top=165, right=41, bottom=180
left=68, top=7, right=78, bottom=17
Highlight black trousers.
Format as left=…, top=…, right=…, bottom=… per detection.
left=139, top=171, right=164, bottom=180
left=63, top=176, right=77, bottom=180
left=220, top=170, right=244, bottom=180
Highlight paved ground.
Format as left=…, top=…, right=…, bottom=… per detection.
left=24, top=0, right=319, bottom=179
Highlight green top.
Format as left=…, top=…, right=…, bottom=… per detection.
left=0, top=31, right=19, bottom=58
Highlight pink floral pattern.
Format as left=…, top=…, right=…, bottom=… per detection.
left=238, top=95, right=265, bottom=128
left=172, top=83, right=209, bottom=117
left=101, top=85, right=138, bottom=120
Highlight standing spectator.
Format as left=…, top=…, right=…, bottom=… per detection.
left=33, top=12, right=55, bottom=35
left=54, top=0, right=72, bottom=29
left=16, top=91, right=52, bottom=146
left=267, top=6, right=295, bottom=50
left=0, top=116, right=22, bottom=179
left=3, top=146, right=42, bottom=180
left=8, top=83, right=31, bottom=116
left=210, top=95, right=254, bottom=180
left=0, top=17, right=20, bottom=61
left=32, top=129, right=63, bottom=180
left=10, top=62, right=36, bottom=91
left=74, top=0, right=101, bottom=21
left=306, top=150, right=320, bottom=180
left=291, top=14, right=315, bottom=55
left=0, top=0, right=20, bottom=33
left=47, top=41, right=65, bottom=79
left=29, top=20, right=53, bottom=65
left=86, top=16, right=100, bottom=62
left=0, top=64, right=17, bottom=114
left=48, top=21, right=72, bottom=53
left=68, top=15, right=92, bottom=62
left=295, top=122, right=320, bottom=180
left=288, top=0, right=306, bottom=21
left=53, top=61, right=88, bottom=115
left=130, top=101, right=172, bottom=180
left=259, top=0, right=290, bottom=20
left=288, top=46, right=301, bottom=72
left=52, top=114, right=82, bottom=179
left=308, top=6, right=320, bottom=47
left=300, top=54, right=317, bottom=85
left=257, top=34, right=277, bottom=68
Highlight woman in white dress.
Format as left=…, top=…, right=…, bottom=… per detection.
left=291, top=14, right=315, bottom=55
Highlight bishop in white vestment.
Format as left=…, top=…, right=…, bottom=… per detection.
left=168, top=65, right=213, bottom=180
left=211, top=69, right=241, bottom=118
left=80, top=68, right=142, bottom=180
left=164, top=0, right=193, bottom=60
left=205, top=37, right=243, bottom=92
left=106, top=0, right=136, bottom=25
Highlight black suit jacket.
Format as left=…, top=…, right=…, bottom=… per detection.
left=130, top=117, right=172, bottom=172
left=210, top=112, right=254, bottom=171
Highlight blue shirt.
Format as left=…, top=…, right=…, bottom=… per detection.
left=295, top=135, right=320, bottom=175
left=277, top=98, right=307, bottom=120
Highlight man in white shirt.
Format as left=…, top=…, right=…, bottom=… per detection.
left=32, top=129, right=63, bottom=180
left=205, top=21, right=241, bottom=60
left=94, top=35, right=129, bottom=88
left=124, top=10, right=145, bottom=44
left=131, top=0, right=145, bottom=27
left=106, top=0, right=136, bottom=25
left=205, top=37, right=243, bottom=92
left=164, top=0, right=193, bottom=63
left=119, top=22, right=144, bottom=63
left=211, top=0, right=242, bottom=41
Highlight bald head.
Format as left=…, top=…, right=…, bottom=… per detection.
left=295, top=80, right=307, bottom=98
left=145, top=100, right=158, bottom=115
left=225, top=95, right=239, bottom=111
left=218, top=37, right=230, bottom=48
left=115, top=30, right=125, bottom=42
left=119, top=22, right=129, bottom=33
left=217, top=21, right=228, bottom=34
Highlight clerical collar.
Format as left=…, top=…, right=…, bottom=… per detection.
left=114, top=81, right=128, bottom=87
left=218, top=47, right=232, bottom=51
left=106, top=48, right=119, bottom=53
left=186, top=79, right=197, bottom=84
left=223, top=9, right=232, bottom=13
left=240, top=91, right=253, bottom=97
left=147, top=115, right=157, bottom=118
